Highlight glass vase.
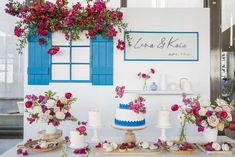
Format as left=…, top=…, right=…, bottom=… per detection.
left=179, top=119, right=187, bottom=142
left=143, top=80, right=148, bottom=91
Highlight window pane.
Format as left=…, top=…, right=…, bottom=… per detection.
left=72, top=47, right=90, bottom=63
left=72, top=65, right=90, bottom=80
left=71, top=32, right=90, bottom=46
left=51, top=65, right=70, bottom=80
left=52, top=31, right=70, bottom=46
left=52, top=47, right=70, bottom=63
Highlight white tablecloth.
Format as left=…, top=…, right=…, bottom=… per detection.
left=1, top=136, right=234, bottom=157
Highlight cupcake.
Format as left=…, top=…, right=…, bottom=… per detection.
left=118, top=145, right=127, bottom=152
left=127, top=145, right=135, bottom=152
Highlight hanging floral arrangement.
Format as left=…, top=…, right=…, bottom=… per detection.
left=5, top=0, right=131, bottom=54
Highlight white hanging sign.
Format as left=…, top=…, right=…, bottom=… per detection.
left=124, top=31, right=199, bottom=61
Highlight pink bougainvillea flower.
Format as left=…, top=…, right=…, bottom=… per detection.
left=25, top=101, right=33, bottom=108
left=48, top=47, right=60, bottom=55
left=17, top=148, right=23, bottom=154
left=116, top=39, right=125, bottom=51
left=65, top=92, right=72, bottom=99
left=22, top=150, right=28, bottom=156
left=150, top=68, right=155, bottom=74
left=73, top=148, right=87, bottom=155
left=14, top=26, right=24, bottom=37
left=38, top=38, right=45, bottom=45
left=171, top=104, right=179, bottom=111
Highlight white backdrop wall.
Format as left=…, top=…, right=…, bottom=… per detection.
left=24, top=8, right=210, bottom=140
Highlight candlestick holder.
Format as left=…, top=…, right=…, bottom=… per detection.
left=89, top=126, right=101, bottom=143
left=156, top=125, right=171, bottom=141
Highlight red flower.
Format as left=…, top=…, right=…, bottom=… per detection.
left=17, top=148, right=23, bottom=154
left=14, top=26, right=24, bottom=37
left=65, top=92, right=72, bottom=99
left=22, top=150, right=28, bottom=156
left=206, top=111, right=213, bottom=117
left=65, top=112, right=71, bottom=118
left=38, top=38, right=45, bottom=45
left=81, top=121, right=88, bottom=125
left=228, top=123, right=235, bottom=130
left=137, top=72, right=141, bottom=77
left=218, top=111, right=228, bottom=119
left=76, top=126, right=87, bottom=135
left=150, top=68, right=155, bottom=74
left=25, top=101, right=33, bottom=108
left=116, top=39, right=125, bottom=51
left=171, top=104, right=179, bottom=111
left=73, top=148, right=87, bottom=155
left=48, top=47, right=60, bottom=55
left=35, top=145, right=41, bottom=149
left=142, top=73, right=147, bottom=78
left=198, top=126, right=204, bottom=132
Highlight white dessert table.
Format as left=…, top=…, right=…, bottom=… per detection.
left=1, top=136, right=234, bottom=157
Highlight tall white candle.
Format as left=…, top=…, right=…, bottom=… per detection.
left=230, top=13, right=233, bottom=47
left=89, top=109, right=101, bottom=128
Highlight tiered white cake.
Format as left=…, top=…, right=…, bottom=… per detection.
left=70, top=131, right=86, bottom=149
left=114, top=93, right=146, bottom=127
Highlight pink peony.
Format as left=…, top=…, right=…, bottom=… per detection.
left=65, top=92, right=72, bottom=99
left=48, top=47, right=60, bottom=55
left=25, top=101, right=33, bottom=108
left=171, top=104, right=179, bottom=111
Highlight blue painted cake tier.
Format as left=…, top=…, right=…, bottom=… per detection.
left=119, top=103, right=130, bottom=109
left=114, top=119, right=145, bottom=127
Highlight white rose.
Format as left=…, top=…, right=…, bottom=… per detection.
left=199, top=107, right=207, bottom=116
left=200, top=99, right=211, bottom=107
left=55, top=111, right=65, bottom=120
left=166, top=141, right=173, bottom=146
left=32, top=106, right=42, bottom=115
left=60, top=97, right=67, bottom=104
left=177, top=114, right=185, bottom=122
left=201, top=120, right=208, bottom=128
left=103, top=143, right=111, bottom=149
left=221, top=144, right=230, bottom=151
left=215, top=98, right=228, bottom=107
left=207, top=115, right=219, bottom=127
left=46, top=99, right=56, bottom=108
left=206, top=106, right=214, bottom=111
left=111, top=142, right=118, bottom=150
left=212, top=142, right=221, bottom=151
left=142, top=141, right=150, bottom=149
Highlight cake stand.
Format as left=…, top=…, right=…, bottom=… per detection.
left=156, top=125, right=171, bottom=141
left=112, top=124, right=147, bottom=143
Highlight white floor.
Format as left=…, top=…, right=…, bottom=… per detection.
left=0, top=139, right=22, bottom=154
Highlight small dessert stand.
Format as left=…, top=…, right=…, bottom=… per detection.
left=38, top=129, right=62, bottom=140
left=156, top=125, right=171, bottom=141
left=112, top=124, right=147, bottom=143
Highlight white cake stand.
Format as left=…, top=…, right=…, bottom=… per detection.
left=112, top=124, right=147, bottom=143
left=89, top=125, right=102, bottom=143
left=156, top=125, right=171, bottom=141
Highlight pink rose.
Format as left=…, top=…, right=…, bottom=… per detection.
left=25, top=101, right=33, bottom=108
left=218, top=111, right=228, bottom=119
left=171, top=104, right=179, bottom=111
left=222, top=106, right=231, bottom=113
left=65, top=92, right=72, bottom=99
left=76, top=126, right=87, bottom=135
left=206, top=111, right=213, bottom=117
left=215, top=107, right=222, bottom=112
left=142, top=73, right=147, bottom=78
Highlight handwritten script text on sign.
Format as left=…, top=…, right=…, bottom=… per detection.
left=125, top=31, right=199, bottom=61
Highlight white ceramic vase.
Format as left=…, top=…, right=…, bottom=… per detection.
left=203, top=128, right=218, bottom=142
left=45, top=123, right=57, bottom=134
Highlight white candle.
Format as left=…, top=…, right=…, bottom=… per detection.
left=89, top=109, right=101, bottom=128
left=230, top=13, right=233, bottom=47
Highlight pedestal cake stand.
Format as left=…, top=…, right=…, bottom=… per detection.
left=112, top=124, right=147, bottom=143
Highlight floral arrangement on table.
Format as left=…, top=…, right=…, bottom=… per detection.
left=203, top=142, right=232, bottom=151
left=25, top=90, right=77, bottom=127
left=171, top=94, right=234, bottom=141
left=137, top=68, right=155, bottom=91
left=5, top=0, right=130, bottom=54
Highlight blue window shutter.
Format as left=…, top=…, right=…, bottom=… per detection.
left=28, top=33, right=51, bottom=85
left=91, top=35, right=113, bottom=85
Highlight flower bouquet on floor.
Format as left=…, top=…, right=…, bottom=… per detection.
left=25, top=90, right=77, bottom=135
